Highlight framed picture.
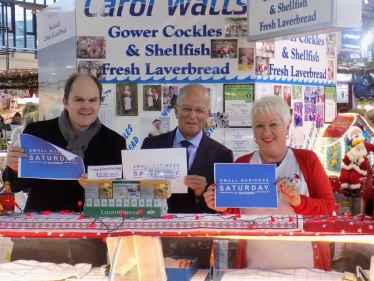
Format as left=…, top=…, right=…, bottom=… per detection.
left=223, top=84, right=254, bottom=128
left=336, top=83, right=349, bottom=104
left=324, top=86, right=337, bottom=123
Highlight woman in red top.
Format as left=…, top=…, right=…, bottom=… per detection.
left=204, top=95, right=334, bottom=270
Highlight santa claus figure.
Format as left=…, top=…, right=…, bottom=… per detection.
left=292, top=174, right=301, bottom=188
left=347, top=124, right=365, bottom=147
left=339, top=124, right=374, bottom=197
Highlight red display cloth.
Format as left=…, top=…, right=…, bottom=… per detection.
left=322, top=114, right=355, bottom=138
left=0, top=214, right=373, bottom=239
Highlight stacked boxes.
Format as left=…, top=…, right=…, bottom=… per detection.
left=83, top=180, right=170, bottom=218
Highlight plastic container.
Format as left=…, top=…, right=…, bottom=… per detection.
left=165, top=256, right=198, bottom=281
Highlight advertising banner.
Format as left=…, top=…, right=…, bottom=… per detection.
left=248, top=0, right=361, bottom=41
left=18, top=134, right=85, bottom=180
left=256, top=34, right=336, bottom=84
left=76, top=0, right=253, bottom=84
left=76, top=0, right=334, bottom=85
left=248, top=0, right=333, bottom=41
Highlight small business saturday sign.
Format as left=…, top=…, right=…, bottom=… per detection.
left=121, top=148, right=188, bottom=193
left=214, top=163, right=277, bottom=208
left=18, top=134, right=85, bottom=180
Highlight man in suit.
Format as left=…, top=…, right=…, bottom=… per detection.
left=141, top=84, right=234, bottom=213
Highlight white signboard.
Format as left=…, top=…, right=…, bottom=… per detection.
left=87, top=165, right=122, bottom=180
left=248, top=0, right=361, bottom=41
left=37, top=0, right=76, bottom=49
left=256, top=34, right=336, bottom=84
left=121, top=148, right=188, bottom=193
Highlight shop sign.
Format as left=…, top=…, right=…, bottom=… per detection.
left=248, top=0, right=361, bottom=41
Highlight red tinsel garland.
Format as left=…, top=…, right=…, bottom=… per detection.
left=0, top=70, right=38, bottom=90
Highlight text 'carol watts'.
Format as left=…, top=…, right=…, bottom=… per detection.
left=84, top=0, right=155, bottom=17
left=83, top=0, right=247, bottom=17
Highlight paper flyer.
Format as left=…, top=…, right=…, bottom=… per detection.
left=223, top=84, right=254, bottom=127
left=223, top=129, right=254, bottom=161
left=121, top=148, right=188, bottom=193
left=214, top=163, right=277, bottom=208
left=18, top=134, right=85, bottom=180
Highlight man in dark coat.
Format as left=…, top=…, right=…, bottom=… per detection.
left=141, top=84, right=233, bottom=214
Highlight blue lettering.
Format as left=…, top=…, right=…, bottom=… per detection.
left=84, top=0, right=98, bottom=17
left=123, top=124, right=133, bottom=139
left=101, top=0, right=116, bottom=17
left=127, top=124, right=133, bottom=133
left=108, top=26, right=158, bottom=38
left=128, top=136, right=139, bottom=150
left=299, top=35, right=325, bottom=46
left=102, top=63, right=140, bottom=76
left=161, top=108, right=171, bottom=116
left=168, top=0, right=191, bottom=16
left=168, top=0, right=246, bottom=16
left=162, top=25, right=221, bottom=38
left=84, top=0, right=154, bottom=17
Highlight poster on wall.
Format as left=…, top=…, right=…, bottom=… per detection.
left=324, top=86, right=337, bottom=123
left=116, top=82, right=138, bottom=116
left=207, top=113, right=230, bottom=129
left=162, top=85, right=178, bottom=110
left=254, top=83, right=272, bottom=100
left=139, top=117, right=170, bottom=145
left=224, top=129, right=254, bottom=161
left=336, top=83, right=349, bottom=104
left=142, top=85, right=162, bottom=112
left=99, top=108, right=114, bottom=129
left=223, top=84, right=254, bottom=127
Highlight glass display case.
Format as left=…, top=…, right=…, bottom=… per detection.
left=0, top=213, right=374, bottom=280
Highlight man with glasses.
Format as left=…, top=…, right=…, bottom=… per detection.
left=141, top=84, right=234, bottom=213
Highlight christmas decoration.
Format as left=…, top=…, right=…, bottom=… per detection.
left=338, top=64, right=374, bottom=75
left=0, top=192, right=14, bottom=215
left=0, top=70, right=38, bottom=90
left=339, top=123, right=374, bottom=197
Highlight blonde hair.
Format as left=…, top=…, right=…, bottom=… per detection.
left=24, top=110, right=39, bottom=126
left=22, top=102, right=38, bottom=122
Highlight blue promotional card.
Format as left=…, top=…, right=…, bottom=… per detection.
left=214, top=163, right=278, bottom=208
left=18, top=134, right=85, bottom=180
